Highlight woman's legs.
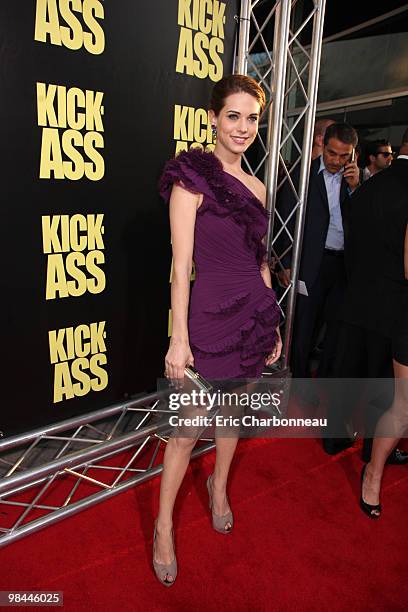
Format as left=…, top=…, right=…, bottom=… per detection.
left=211, top=384, right=245, bottom=527
left=154, top=436, right=196, bottom=578
left=363, top=359, right=408, bottom=506
left=212, top=437, right=239, bottom=524
left=154, top=386, right=242, bottom=571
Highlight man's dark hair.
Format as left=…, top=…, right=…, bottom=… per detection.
left=366, top=139, right=391, bottom=160
left=323, top=122, right=358, bottom=147
left=401, top=127, right=408, bottom=145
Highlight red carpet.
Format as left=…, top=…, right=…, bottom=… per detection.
left=0, top=437, right=407, bottom=611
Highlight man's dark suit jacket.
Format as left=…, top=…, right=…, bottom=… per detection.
left=341, top=158, right=408, bottom=339
left=278, top=157, right=351, bottom=290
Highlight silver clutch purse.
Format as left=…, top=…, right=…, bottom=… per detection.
left=184, top=365, right=213, bottom=393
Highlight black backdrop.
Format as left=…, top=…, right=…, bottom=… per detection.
left=0, top=1, right=238, bottom=436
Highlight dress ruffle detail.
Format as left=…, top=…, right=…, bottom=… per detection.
left=191, top=290, right=280, bottom=377
left=204, top=291, right=250, bottom=316
left=159, top=148, right=268, bottom=266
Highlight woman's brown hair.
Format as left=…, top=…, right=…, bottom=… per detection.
left=210, top=74, right=266, bottom=116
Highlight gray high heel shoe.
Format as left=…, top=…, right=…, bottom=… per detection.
left=206, top=474, right=233, bottom=534
left=152, top=521, right=177, bottom=587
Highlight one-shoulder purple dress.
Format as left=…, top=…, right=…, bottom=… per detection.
left=160, top=148, right=280, bottom=379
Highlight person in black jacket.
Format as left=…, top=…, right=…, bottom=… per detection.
left=277, top=122, right=360, bottom=379
left=327, top=129, right=408, bottom=465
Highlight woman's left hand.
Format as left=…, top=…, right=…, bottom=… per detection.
left=265, top=326, right=282, bottom=366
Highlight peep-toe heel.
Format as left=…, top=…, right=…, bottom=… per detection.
left=206, top=474, right=233, bottom=534
left=153, top=520, right=178, bottom=586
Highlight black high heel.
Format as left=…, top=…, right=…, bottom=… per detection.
left=360, top=465, right=381, bottom=519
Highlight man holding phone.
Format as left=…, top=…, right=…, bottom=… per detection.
left=277, top=123, right=360, bottom=382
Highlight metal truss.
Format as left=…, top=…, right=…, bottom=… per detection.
left=236, top=0, right=327, bottom=369
left=0, top=392, right=214, bottom=548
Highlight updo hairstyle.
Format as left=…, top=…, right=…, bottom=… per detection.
left=210, top=74, right=266, bottom=116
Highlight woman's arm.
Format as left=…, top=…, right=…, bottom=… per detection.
left=255, top=178, right=282, bottom=365
left=165, top=184, right=201, bottom=381
left=256, top=180, right=274, bottom=290
left=260, top=261, right=272, bottom=288
left=404, top=224, right=408, bottom=280
left=264, top=253, right=282, bottom=365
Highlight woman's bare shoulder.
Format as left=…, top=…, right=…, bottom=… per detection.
left=170, top=183, right=203, bottom=209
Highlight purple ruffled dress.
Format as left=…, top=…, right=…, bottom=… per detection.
left=160, top=148, right=280, bottom=379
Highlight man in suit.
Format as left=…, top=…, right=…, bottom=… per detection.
left=326, top=128, right=408, bottom=464
left=277, top=122, right=360, bottom=379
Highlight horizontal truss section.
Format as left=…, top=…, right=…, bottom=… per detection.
left=0, top=392, right=214, bottom=548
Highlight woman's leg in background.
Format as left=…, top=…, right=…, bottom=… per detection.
left=363, top=359, right=408, bottom=505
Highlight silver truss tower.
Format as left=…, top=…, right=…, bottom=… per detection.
left=236, top=0, right=327, bottom=369
left=0, top=0, right=326, bottom=548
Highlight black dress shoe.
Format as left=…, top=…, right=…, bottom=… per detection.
left=387, top=448, right=408, bottom=465
left=360, top=465, right=381, bottom=519
left=323, top=437, right=355, bottom=456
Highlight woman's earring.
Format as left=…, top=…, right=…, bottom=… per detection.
left=211, top=125, right=217, bottom=140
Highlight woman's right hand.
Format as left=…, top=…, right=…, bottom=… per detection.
left=165, top=339, right=194, bottom=387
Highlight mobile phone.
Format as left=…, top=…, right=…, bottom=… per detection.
left=350, top=148, right=355, bottom=163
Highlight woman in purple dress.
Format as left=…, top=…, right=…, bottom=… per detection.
left=153, top=75, right=281, bottom=586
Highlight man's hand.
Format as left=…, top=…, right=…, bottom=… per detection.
left=343, top=161, right=360, bottom=191
left=277, top=268, right=291, bottom=288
